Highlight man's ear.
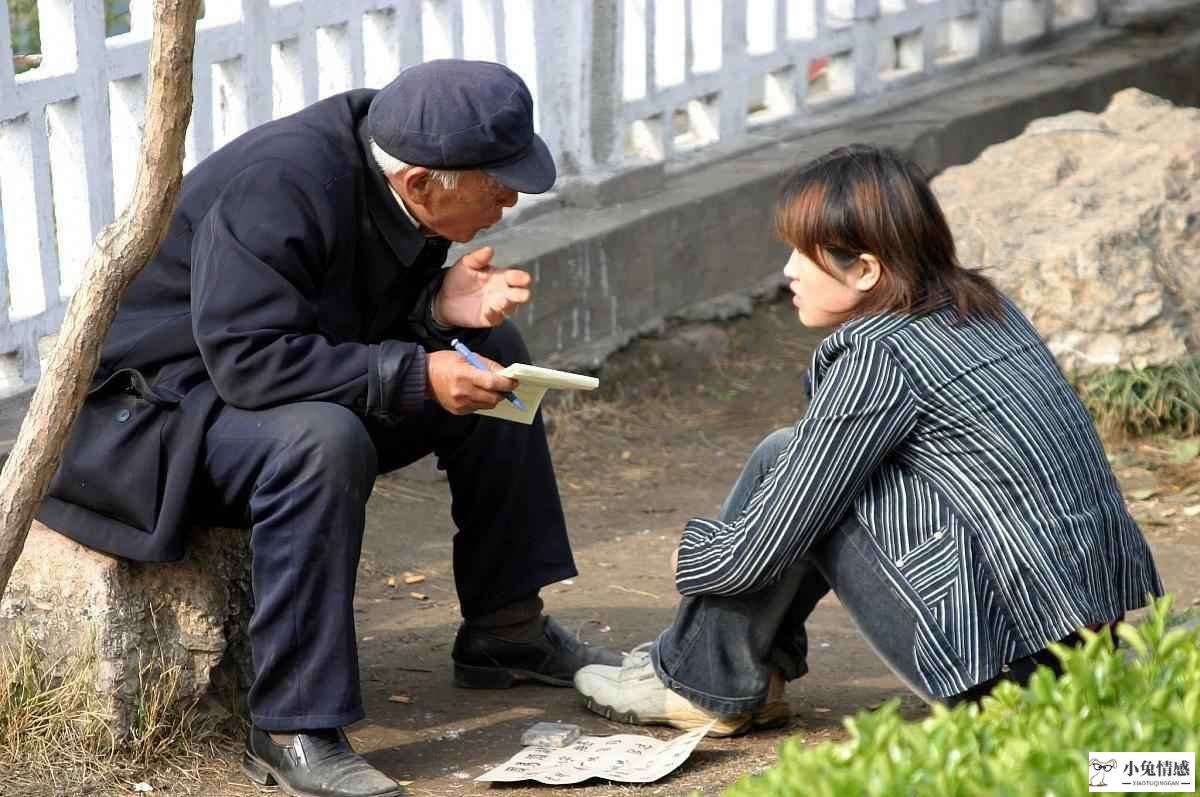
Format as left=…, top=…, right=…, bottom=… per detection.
left=396, top=166, right=434, bottom=205
left=853, top=253, right=883, bottom=292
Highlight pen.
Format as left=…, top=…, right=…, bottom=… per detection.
left=450, top=338, right=528, bottom=411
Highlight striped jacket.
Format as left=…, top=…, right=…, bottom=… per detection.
left=675, top=297, right=1163, bottom=697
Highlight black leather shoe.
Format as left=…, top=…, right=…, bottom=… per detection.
left=452, top=616, right=624, bottom=688
left=242, top=726, right=405, bottom=797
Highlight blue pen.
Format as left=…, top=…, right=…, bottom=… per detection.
left=450, top=338, right=528, bottom=411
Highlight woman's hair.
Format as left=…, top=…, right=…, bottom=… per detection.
left=774, top=145, right=1003, bottom=321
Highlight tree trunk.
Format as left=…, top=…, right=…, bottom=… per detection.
left=0, top=0, right=201, bottom=598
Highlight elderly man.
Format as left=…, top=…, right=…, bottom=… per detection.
left=36, top=60, right=619, bottom=797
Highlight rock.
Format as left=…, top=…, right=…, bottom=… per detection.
left=0, top=521, right=253, bottom=735
left=932, top=88, right=1200, bottom=371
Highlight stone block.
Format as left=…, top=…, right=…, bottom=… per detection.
left=0, top=521, right=253, bottom=734
left=932, top=88, right=1200, bottom=371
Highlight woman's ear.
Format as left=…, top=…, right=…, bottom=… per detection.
left=853, top=254, right=882, bottom=292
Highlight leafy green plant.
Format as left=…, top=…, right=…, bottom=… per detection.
left=726, top=596, right=1199, bottom=797
left=1070, top=357, right=1200, bottom=438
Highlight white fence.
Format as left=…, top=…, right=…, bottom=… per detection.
left=0, top=0, right=1104, bottom=393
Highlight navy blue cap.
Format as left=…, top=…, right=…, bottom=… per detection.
left=368, top=59, right=556, bottom=194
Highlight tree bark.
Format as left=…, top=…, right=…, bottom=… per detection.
left=0, top=0, right=201, bottom=598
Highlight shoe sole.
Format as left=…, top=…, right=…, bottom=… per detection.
left=580, top=696, right=758, bottom=738
left=751, top=700, right=793, bottom=731
left=579, top=696, right=792, bottom=738
left=453, top=662, right=573, bottom=689
left=241, top=751, right=407, bottom=797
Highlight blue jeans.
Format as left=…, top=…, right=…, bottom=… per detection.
left=651, top=429, right=1071, bottom=716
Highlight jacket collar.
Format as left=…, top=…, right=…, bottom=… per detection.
left=356, top=115, right=429, bottom=266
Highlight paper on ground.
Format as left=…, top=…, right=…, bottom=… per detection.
left=476, top=363, right=599, bottom=425
left=475, top=722, right=713, bottom=785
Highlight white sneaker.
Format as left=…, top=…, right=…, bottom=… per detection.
left=573, top=649, right=790, bottom=738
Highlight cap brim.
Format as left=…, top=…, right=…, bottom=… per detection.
left=485, top=134, right=557, bottom=194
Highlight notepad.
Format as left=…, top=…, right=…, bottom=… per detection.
left=476, top=363, right=599, bottom=425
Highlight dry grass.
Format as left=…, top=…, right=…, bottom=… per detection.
left=1071, top=357, right=1200, bottom=438
left=0, top=621, right=236, bottom=796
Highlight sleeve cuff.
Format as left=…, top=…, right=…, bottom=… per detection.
left=395, top=345, right=428, bottom=414
left=674, top=518, right=722, bottom=594
left=367, top=341, right=428, bottom=420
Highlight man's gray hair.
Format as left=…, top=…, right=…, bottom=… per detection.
left=369, top=138, right=459, bottom=190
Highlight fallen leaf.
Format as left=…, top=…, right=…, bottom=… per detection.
left=398, top=783, right=414, bottom=788
left=388, top=694, right=413, bottom=704
left=1161, top=507, right=1178, bottom=517
left=132, top=785, right=153, bottom=794
left=620, top=450, right=632, bottom=460
left=1131, top=488, right=1160, bottom=501
left=1186, top=505, right=1200, bottom=517
left=1171, top=440, right=1200, bottom=463
left=403, top=573, right=426, bottom=585
left=409, top=592, right=428, bottom=601
left=813, top=707, right=832, bottom=713
left=386, top=576, right=397, bottom=588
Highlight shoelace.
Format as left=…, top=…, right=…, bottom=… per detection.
left=619, top=642, right=657, bottom=681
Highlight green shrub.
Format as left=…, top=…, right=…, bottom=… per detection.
left=1070, top=357, right=1200, bottom=438
left=726, top=596, right=1199, bottom=797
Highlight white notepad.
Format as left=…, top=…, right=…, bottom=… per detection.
left=477, top=363, right=599, bottom=425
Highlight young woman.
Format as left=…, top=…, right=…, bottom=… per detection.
left=573, top=145, right=1163, bottom=736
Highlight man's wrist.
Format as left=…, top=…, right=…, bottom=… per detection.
left=430, top=295, right=454, bottom=331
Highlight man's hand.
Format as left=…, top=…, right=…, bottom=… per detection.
left=426, top=350, right=519, bottom=415
left=671, top=546, right=680, bottom=578
left=434, top=246, right=532, bottom=328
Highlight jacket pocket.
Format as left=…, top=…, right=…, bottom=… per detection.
left=893, top=524, right=963, bottom=611
left=49, top=368, right=177, bottom=534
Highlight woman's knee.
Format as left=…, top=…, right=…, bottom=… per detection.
left=751, top=427, right=795, bottom=469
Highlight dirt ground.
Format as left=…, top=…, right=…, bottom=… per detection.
left=126, top=291, right=1200, bottom=796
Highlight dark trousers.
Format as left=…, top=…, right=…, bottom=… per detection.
left=652, top=429, right=1074, bottom=716
left=193, top=323, right=577, bottom=731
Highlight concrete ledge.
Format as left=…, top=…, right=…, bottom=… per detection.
left=478, top=15, right=1200, bottom=370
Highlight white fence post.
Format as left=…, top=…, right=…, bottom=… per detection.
left=589, top=0, right=623, bottom=169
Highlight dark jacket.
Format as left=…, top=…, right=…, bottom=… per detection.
left=37, top=90, right=482, bottom=561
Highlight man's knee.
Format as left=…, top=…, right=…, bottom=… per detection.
left=271, top=403, right=378, bottom=492
left=474, top=320, right=530, bottom=364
